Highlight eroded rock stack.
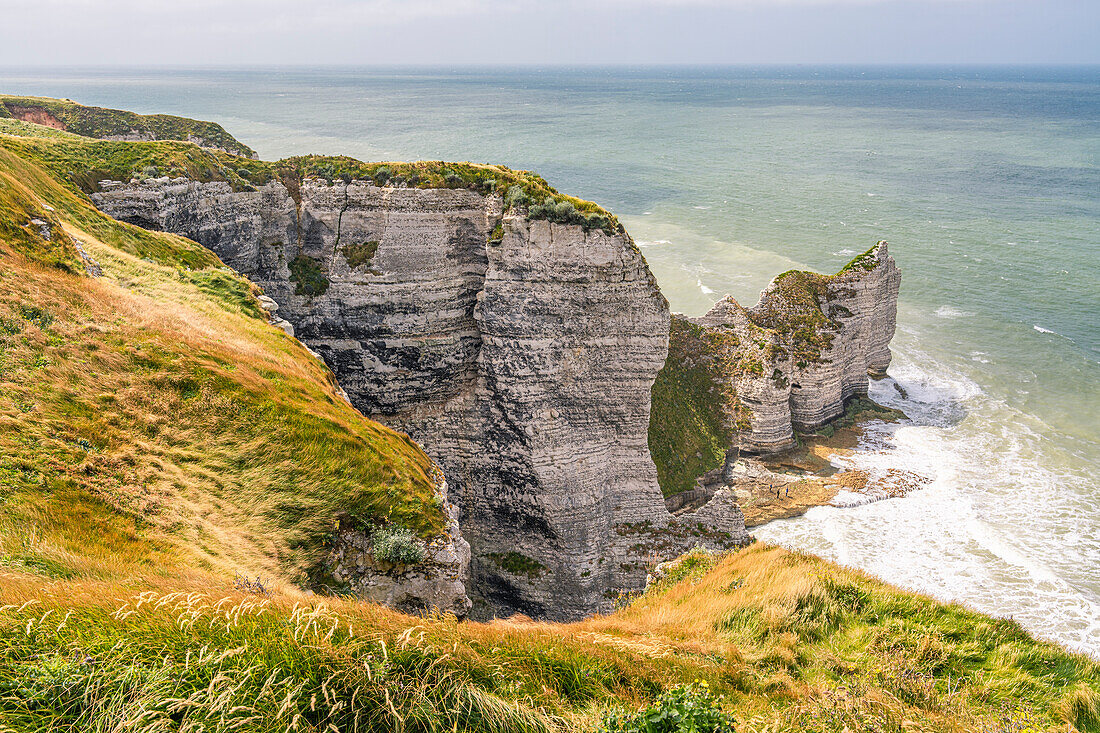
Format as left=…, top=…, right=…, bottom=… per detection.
left=654, top=242, right=900, bottom=467
left=92, top=176, right=751, bottom=619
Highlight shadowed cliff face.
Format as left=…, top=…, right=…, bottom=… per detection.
left=91, top=177, right=751, bottom=619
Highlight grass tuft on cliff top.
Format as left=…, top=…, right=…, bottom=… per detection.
left=0, top=136, right=445, bottom=592
left=0, top=106, right=621, bottom=233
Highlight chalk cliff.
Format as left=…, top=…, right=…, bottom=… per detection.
left=649, top=242, right=900, bottom=499
left=91, top=175, right=751, bottom=619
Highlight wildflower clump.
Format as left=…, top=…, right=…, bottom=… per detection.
left=601, top=681, right=735, bottom=733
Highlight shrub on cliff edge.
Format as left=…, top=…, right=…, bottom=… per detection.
left=370, top=525, right=425, bottom=565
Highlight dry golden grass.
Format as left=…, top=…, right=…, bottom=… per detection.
left=4, top=544, right=1097, bottom=732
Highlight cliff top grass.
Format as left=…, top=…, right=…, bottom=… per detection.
left=2, top=543, right=1096, bottom=732
left=0, top=94, right=255, bottom=158
left=0, top=141, right=445, bottom=593
left=0, top=112, right=621, bottom=233
left=752, top=242, right=887, bottom=367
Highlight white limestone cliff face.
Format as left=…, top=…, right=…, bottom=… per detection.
left=674, top=242, right=901, bottom=455
left=91, top=177, right=751, bottom=619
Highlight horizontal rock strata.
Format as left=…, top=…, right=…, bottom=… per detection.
left=92, top=176, right=751, bottom=619
left=648, top=242, right=900, bottom=497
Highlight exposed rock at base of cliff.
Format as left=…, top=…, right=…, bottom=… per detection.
left=90, top=175, right=751, bottom=620
left=328, top=480, right=472, bottom=618
left=648, top=242, right=900, bottom=497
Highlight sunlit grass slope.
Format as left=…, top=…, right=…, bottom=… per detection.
left=2, top=545, right=1097, bottom=732
left=0, top=95, right=256, bottom=158
left=0, top=132, right=444, bottom=591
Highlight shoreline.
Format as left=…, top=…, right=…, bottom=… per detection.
left=729, top=402, right=927, bottom=528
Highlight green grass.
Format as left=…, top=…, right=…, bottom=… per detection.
left=753, top=242, right=885, bottom=367
left=839, top=242, right=884, bottom=273
left=2, top=544, right=1096, bottom=732
left=342, top=240, right=380, bottom=269
left=753, top=269, right=837, bottom=367
left=0, top=95, right=255, bottom=157
left=487, top=551, right=548, bottom=579
left=648, top=315, right=773, bottom=498
left=288, top=253, right=329, bottom=297
left=648, top=319, right=735, bottom=498
left=1, top=111, right=621, bottom=234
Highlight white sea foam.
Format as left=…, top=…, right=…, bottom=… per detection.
left=934, top=305, right=974, bottom=319
left=1034, top=325, right=1056, bottom=334
left=757, top=345, right=1100, bottom=654
left=833, top=248, right=856, bottom=256
left=697, top=278, right=715, bottom=295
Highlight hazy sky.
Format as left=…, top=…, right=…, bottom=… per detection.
left=2, top=0, right=1098, bottom=66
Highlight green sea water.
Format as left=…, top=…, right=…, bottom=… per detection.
left=2, top=66, right=1097, bottom=652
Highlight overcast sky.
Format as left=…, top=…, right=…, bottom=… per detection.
left=2, top=0, right=1098, bottom=66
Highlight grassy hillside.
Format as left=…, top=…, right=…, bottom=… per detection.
left=1, top=108, right=1097, bottom=733
left=2, top=544, right=1096, bottom=732
left=0, top=95, right=256, bottom=158
left=0, top=128, right=445, bottom=592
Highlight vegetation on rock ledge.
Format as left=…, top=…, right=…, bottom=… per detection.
left=288, top=253, right=329, bottom=297
left=649, top=315, right=774, bottom=498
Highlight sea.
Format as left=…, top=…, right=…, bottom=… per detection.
left=2, top=66, right=1097, bottom=654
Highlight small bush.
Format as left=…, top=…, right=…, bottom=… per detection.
left=504, top=184, right=528, bottom=209
left=372, top=166, right=391, bottom=185
left=139, top=164, right=159, bottom=179
left=341, top=240, right=379, bottom=270
left=487, top=551, right=547, bottom=578
left=649, top=546, right=719, bottom=593
left=371, top=525, right=425, bottom=565
left=601, top=682, right=735, bottom=733
left=288, top=254, right=329, bottom=298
